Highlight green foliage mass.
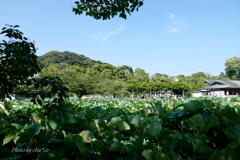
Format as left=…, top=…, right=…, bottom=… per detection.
left=1, top=97, right=240, bottom=159
left=73, top=0, right=144, bottom=20
left=0, top=25, right=42, bottom=100
left=225, top=56, right=240, bottom=80
left=38, top=50, right=109, bottom=68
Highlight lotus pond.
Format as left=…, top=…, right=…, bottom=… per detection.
left=1, top=97, right=240, bottom=159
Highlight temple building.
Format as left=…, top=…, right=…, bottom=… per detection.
left=200, top=79, right=240, bottom=97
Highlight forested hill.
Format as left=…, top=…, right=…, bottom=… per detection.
left=38, top=50, right=109, bottom=68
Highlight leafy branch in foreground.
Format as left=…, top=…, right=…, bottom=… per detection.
left=72, top=0, right=144, bottom=20
left=0, top=25, right=42, bottom=100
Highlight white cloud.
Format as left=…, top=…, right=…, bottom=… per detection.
left=92, top=24, right=125, bottom=41
left=169, top=28, right=179, bottom=33
left=172, top=19, right=185, bottom=26
left=168, top=13, right=175, bottom=19
left=166, top=13, right=185, bottom=33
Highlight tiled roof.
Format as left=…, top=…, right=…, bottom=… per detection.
left=200, top=79, right=240, bottom=90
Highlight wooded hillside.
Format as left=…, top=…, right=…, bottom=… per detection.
left=38, top=50, right=109, bottom=68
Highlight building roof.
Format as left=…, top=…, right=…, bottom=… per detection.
left=200, top=79, right=240, bottom=90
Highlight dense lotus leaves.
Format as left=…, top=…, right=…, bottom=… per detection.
left=175, top=139, right=192, bottom=153
left=115, top=134, right=126, bottom=140
left=210, top=148, right=240, bottom=160
left=202, top=100, right=215, bottom=108
left=110, top=116, right=122, bottom=126
left=121, top=144, right=137, bottom=154
left=100, top=130, right=114, bottom=139
left=3, top=97, right=240, bottom=159
left=187, top=114, right=218, bottom=133
left=180, top=120, right=193, bottom=131
left=48, top=116, right=58, bottom=130
left=168, top=111, right=186, bottom=118
left=139, top=108, right=152, bottom=117
left=61, top=110, right=78, bottom=123
left=148, top=116, right=162, bottom=124
left=141, top=149, right=153, bottom=160
left=97, top=120, right=109, bottom=130
left=151, top=101, right=163, bottom=113
left=21, top=125, right=41, bottom=136
left=79, top=130, right=95, bottom=143
left=220, top=108, right=240, bottom=125
left=158, top=127, right=174, bottom=140
left=95, top=119, right=110, bottom=132
left=173, top=105, right=184, bottom=111
left=93, top=139, right=105, bottom=151
left=59, top=101, right=76, bottom=112
left=227, top=141, right=240, bottom=149
left=72, top=134, right=86, bottom=154
left=110, top=140, right=122, bottom=152
left=190, top=139, right=211, bottom=155
left=31, top=112, right=42, bottom=124
left=225, top=124, right=240, bottom=139
left=85, top=109, right=97, bottom=119
left=116, top=120, right=130, bottom=131
left=167, top=150, right=181, bottom=160
left=95, top=106, right=102, bottom=113
left=110, top=108, right=120, bottom=117
left=127, top=153, right=144, bottom=160
left=98, top=109, right=108, bottom=118
left=130, top=114, right=141, bottom=128
left=144, top=122, right=162, bottom=140
left=161, top=136, right=178, bottom=150
left=154, top=152, right=171, bottom=160
left=184, top=100, right=203, bottom=112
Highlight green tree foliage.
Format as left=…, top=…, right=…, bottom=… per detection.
left=225, top=56, right=240, bottom=79
left=72, top=0, right=144, bottom=20
left=219, top=72, right=229, bottom=79
left=191, top=71, right=208, bottom=79
left=171, top=82, right=191, bottom=96
left=39, top=65, right=96, bottom=98
left=178, top=76, right=204, bottom=92
left=133, top=68, right=149, bottom=82
left=38, top=50, right=108, bottom=68
left=0, top=24, right=69, bottom=120
left=152, top=73, right=171, bottom=83
left=0, top=25, right=42, bottom=99
left=98, top=79, right=129, bottom=98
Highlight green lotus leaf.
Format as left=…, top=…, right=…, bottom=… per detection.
left=168, top=111, right=186, bottom=118
left=220, top=108, right=240, bottom=125
left=184, top=100, right=203, bottom=112
left=110, top=116, right=122, bottom=126
left=145, top=122, right=162, bottom=140
left=141, top=149, right=153, bottom=160
left=130, top=114, right=141, bottom=128
left=117, top=120, right=130, bottom=131
left=79, top=130, right=95, bottom=143
left=210, top=148, right=240, bottom=160
left=154, top=152, right=171, bottom=160
left=73, top=134, right=86, bottom=155
left=187, top=114, right=218, bottom=133
left=110, top=108, right=120, bottom=117
left=93, top=139, right=105, bottom=151
left=225, top=124, right=240, bottom=139
left=22, top=125, right=41, bottom=136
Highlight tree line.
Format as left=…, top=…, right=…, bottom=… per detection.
left=33, top=60, right=222, bottom=98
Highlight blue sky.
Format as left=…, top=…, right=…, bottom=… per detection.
left=1, top=0, right=240, bottom=77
